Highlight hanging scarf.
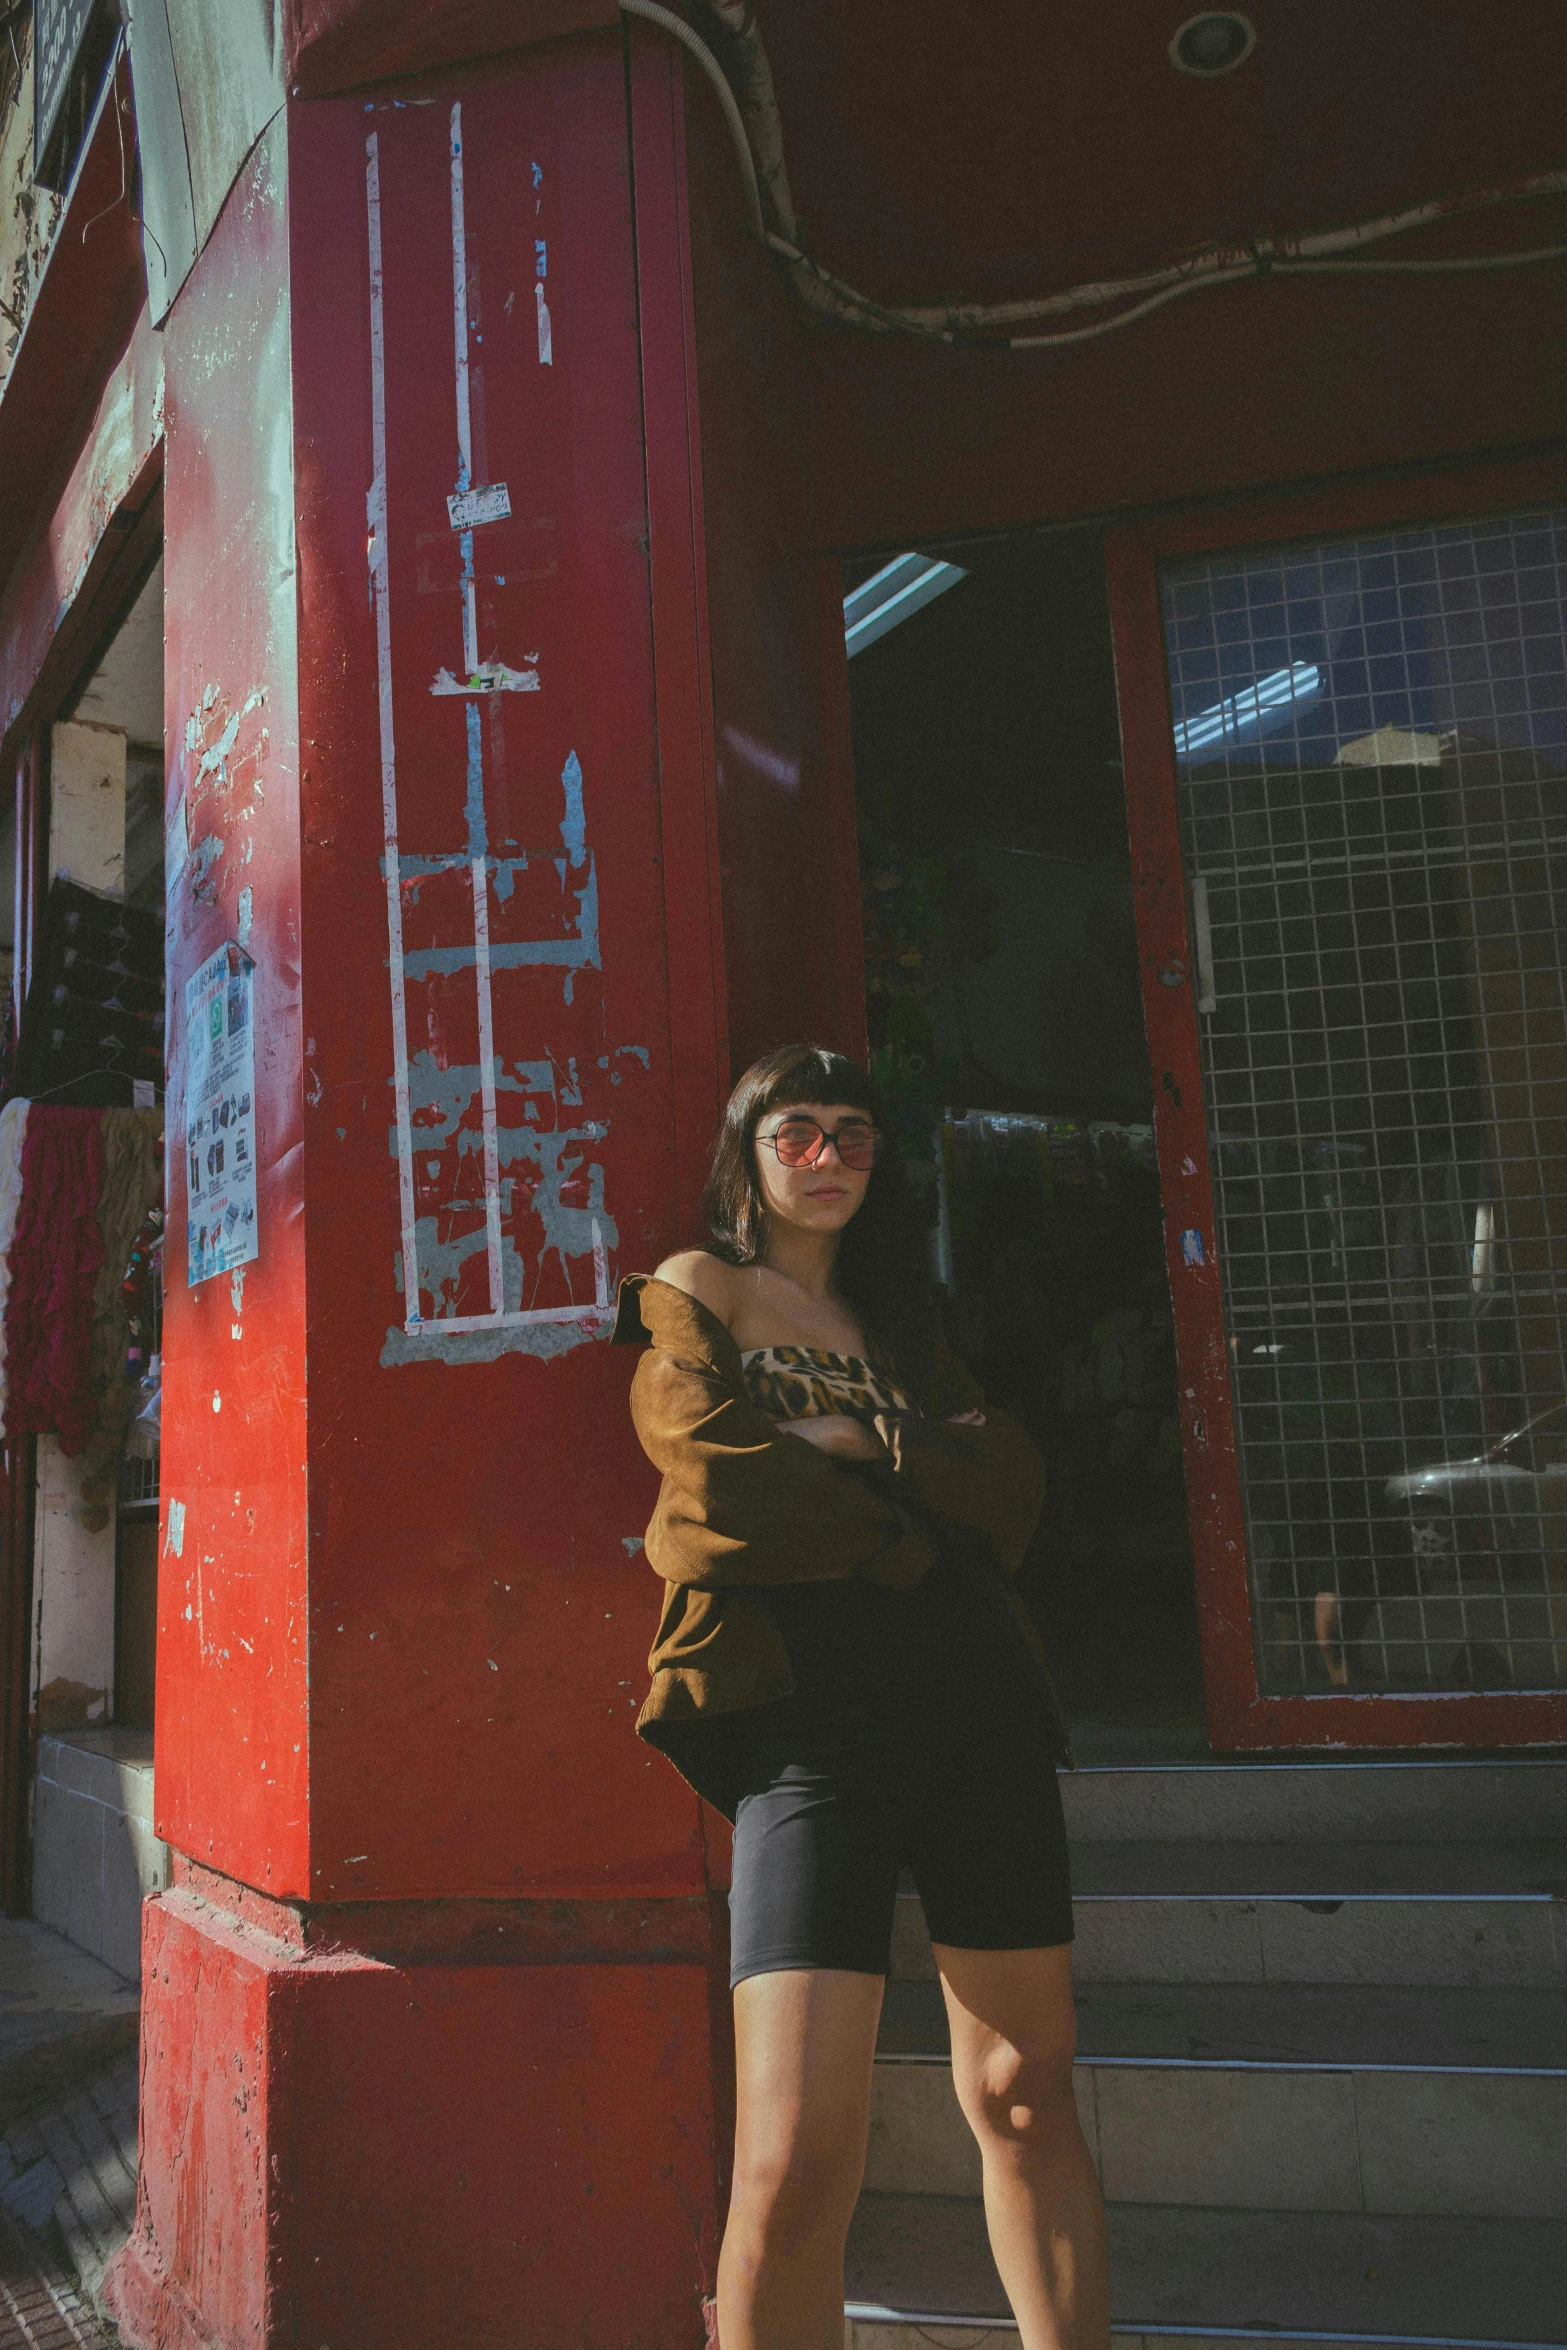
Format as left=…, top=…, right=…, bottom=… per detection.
left=2, top=1108, right=106, bottom=1454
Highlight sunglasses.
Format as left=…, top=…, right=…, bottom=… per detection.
left=757, top=1117, right=882, bottom=1171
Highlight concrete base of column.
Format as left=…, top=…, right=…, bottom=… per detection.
left=106, top=1871, right=726, bottom=2349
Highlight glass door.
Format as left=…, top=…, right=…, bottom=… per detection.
left=1107, top=467, right=1567, bottom=1746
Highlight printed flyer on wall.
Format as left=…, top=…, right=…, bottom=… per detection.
left=185, top=941, right=259, bottom=1286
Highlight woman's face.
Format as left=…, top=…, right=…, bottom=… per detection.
left=753, top=1099, right=875, bottom=1240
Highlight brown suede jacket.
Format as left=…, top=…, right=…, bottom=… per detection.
left=613, top=1273, right=1050, bottom=1806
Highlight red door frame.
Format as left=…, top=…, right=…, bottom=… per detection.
left=1105, top=448, right=1567, bottom=1750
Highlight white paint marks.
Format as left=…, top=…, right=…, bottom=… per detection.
left=621, top=1536, right=644, bottom=1556
left=471, top=859, right=505, bottom=1313
left=237, top=884, right=253, bottom=946
left=212, top=1390, right=222, bottom=1412
left=186, top=686, right=265, bottom=791
left=164, top=1500, right=186, bottom=1557
left=449, top=104, right=480, bottom=678
left=367, top=109, right=613, bottom=1358
left=365, top=129, right=422, bottom=1330
left=536, top=282, right=553, bottom=366
left=446, top=482, right=511, bottom=530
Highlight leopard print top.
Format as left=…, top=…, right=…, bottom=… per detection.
left=740, top=1345, right=915, bottom=1426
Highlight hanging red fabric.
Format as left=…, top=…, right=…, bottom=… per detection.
left=2, top=1108, right=106, bottom=1455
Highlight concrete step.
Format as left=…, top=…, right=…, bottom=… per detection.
left=892, top=1842, right=1567, bottom=1987
left=867, top=1982, right=1567, bottom=2218
left=882, top=1976, right=1567, bottom=2067
left=1061, top=1756, right=1567, bottom=1845
left=845, top=2193, right=1567, bottom=2345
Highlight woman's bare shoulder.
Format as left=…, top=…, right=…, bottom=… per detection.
left=651, top=1249, right=741, bottom=1327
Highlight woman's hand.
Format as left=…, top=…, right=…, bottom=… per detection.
left=776, top=1414, right=888, bottom=1461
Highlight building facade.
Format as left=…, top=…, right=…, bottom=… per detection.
left=0, top=2, right=1563, bottom=2343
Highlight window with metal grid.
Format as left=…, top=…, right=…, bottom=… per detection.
left=1160, top=508, right=1567, bottom=1695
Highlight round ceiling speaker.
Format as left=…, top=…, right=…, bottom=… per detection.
left=1169, top=12, right=1258, bottom=75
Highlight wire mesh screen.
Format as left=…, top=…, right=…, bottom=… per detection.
left=1161, top=508, right=1567, bottom=1695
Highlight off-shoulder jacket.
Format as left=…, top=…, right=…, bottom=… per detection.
left=613, top=1273, right=1061, bottom=1814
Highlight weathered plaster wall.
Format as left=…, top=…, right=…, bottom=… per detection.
left=0, top=306, right=163, bottom=747
left=0, top=24, right=63, bottom=399
left=49, top=721, right=127, bottom=897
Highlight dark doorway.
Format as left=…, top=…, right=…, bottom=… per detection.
left=844, top=529, right=1205, bottom=1732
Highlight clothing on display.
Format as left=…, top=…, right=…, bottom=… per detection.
left=0, top=1103, right=163, bottom=1470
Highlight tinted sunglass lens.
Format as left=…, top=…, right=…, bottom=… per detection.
left=836, top=1126, right=878, bottom=1168
left=772, top=1122, right=823, bottom=1166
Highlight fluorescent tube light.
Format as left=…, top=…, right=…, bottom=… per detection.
left=1174, top=661, right=1320, bottom=757
left=844, top=553, right=969, bottom=656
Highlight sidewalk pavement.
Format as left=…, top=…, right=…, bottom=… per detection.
left=0, top=1916, right=141, bottom=2347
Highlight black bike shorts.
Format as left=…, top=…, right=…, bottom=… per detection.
left=726, top=1693, right=1074, bottom=1987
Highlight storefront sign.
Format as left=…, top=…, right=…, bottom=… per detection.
left=185, top=942, right=259, bottom=1286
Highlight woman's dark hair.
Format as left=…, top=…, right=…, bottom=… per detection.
left=702, top=1042, right=936, bottom=1371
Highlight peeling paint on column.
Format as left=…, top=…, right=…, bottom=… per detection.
left=366, top=111, right=631, bottom=1368
left=185, top=683, right=267, bottom=801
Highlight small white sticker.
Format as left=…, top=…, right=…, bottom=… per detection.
left=133, top=1078, right=156, bottom=1108
left=446, top=482, right=512, bottom=530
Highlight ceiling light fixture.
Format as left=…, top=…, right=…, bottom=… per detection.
left=843, top=553, right=969, bottom=657
left=1169, top=12, right=1257, bottom=77
left=1174, top=661, right=1319, bottom=758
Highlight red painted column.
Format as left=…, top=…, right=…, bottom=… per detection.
left=109, top=37, right=730, bottom=2350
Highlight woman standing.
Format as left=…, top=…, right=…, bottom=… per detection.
left=614, top=1043, right=1109, bottom=2350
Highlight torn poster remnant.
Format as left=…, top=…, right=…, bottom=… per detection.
left=185, top=942, right=259, bottom=1288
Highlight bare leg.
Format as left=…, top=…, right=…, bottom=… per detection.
left=718, top=1968, right=885, bottom=2350
left=936, top=1942, right=1110, bottom=2350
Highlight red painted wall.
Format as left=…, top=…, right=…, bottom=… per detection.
left=671, top=59, right=869, bottom=1076
left=157, top=38, right=725, bottom=1911
left=121, top=36, right=734, bottom=2345
left=288, top=46, right=709, bottom=1904
left=673, top=48, right=1567, bottom=554
left=122, top=1886, right=722, bottom=2349
left=808, top=245, right=1567, bottom=552
left=157, top=119, right=311, bottom=1894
